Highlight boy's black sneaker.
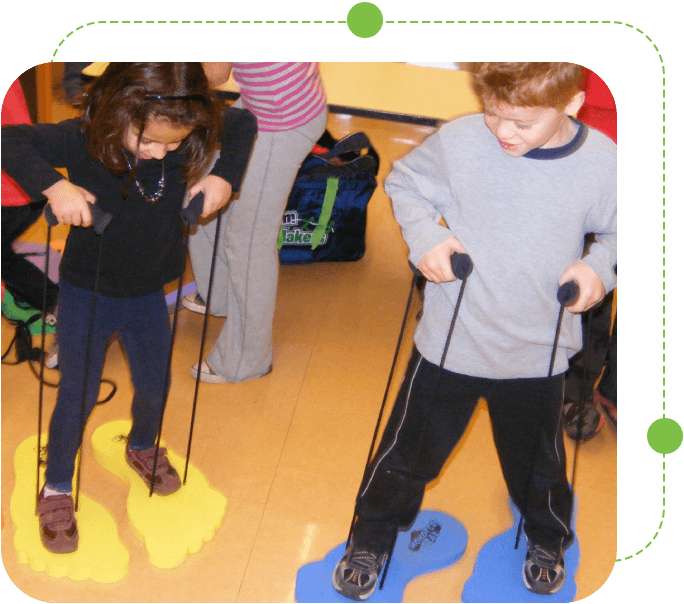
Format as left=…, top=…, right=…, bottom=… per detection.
left=332, top=542, right=389, bottom=601
left=522, top=538, right=572, bottom=595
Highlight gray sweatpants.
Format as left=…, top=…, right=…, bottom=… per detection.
left=188, top=104, right=327, bottom=382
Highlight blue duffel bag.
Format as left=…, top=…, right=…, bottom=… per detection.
left=277, top=130, right=379, bottom=264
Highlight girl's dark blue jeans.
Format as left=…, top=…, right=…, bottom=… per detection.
left=45, top=280, right=171, bottom=492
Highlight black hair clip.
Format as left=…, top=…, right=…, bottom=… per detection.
left=143, top=94, right=208, bottom=103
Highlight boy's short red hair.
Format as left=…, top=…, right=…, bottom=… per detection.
left=465, top=62, right=584, bottom=110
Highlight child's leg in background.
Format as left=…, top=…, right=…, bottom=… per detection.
left=1, top=200, right=59, bottom=312
left=116, top=289, right=171, bottom=450
left=487, top=375, right=573, bottom=550
left=44, top=281, right=120, bottom=491
left=595, top=314, right=617, bottom=422
left=189, top=103, right=327, bottom=382
left=354, top=347, right=481, bottom=550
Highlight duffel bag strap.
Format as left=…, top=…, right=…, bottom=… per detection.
left=311, top=177, right=339, bottom=250
left=320, top=132, right=379, bottom=176
left=321, top=132, right=373, bottom=157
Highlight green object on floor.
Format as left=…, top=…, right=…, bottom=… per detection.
left=1, top=288, right=55, bottom=335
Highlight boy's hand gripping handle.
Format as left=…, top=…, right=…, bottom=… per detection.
left=409, top=252, right=473, bottom=280
left=180, top=192, right=205, bottom=226
left=557, top=281, right=580, bottom=306
left=44, top=204, right=113, bottom=236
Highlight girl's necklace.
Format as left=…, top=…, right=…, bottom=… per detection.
left=125, top=156, right=166, bottom=202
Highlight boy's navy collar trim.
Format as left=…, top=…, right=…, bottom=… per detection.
left=523, top=117, right=588, bottom=160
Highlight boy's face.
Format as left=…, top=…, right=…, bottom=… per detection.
left=123, top=118, right=193, bottom=160
left=483, top=100, right=576, bottom=157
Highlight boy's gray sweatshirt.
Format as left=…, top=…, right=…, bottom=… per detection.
left=386, top=114, right=617, bottom=379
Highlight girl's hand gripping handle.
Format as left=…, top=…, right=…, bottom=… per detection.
left=44, top=204, right=112, bottom=236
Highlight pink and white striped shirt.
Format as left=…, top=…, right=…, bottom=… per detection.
left=232, top=62, right=327, bottom=132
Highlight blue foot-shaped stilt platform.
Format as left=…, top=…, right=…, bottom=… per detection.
left=462, top=501, right=579, bottom=602
left=296, top=510, right=467, bottom=603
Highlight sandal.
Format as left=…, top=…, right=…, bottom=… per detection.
left=126, top=445, right=181, bottom=495
left=36, top=487, right=79, bottom=554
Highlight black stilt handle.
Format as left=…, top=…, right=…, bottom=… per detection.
left=557, top=281, right=580, bottom=307
left=451, top=252, right=473, bottom=280
left=36, top=222, right=53, bottom=508
left=514, top=279, right=581, bottom=549
left=408, top=261, right=423, bottom=279
left=408, top=252, right=473, bottom=281
left=44, top=204, right=113, bottom=236
left=180, top=192, right=205, bottom=226
left=380, top=253, right=473, bottom=588
left=148, top=192, right=206, bottom=495
left=42, top=204, right=110, bottom=508
left=184, top=207, right=224, bottom=483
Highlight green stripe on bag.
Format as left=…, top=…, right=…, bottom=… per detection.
left=311, top=177, right=339, bottom=250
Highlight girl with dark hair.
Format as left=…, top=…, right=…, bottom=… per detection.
left=1, top=62, right=257, bottom=554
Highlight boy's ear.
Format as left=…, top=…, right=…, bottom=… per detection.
left=565, top=90, right=586, bottom=116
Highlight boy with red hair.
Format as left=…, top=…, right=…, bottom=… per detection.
left=334, top=63, right=616, bottom=599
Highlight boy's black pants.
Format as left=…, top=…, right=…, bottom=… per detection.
left=353, top=347, right=573, bottom=552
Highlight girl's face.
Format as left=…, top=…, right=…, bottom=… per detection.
left=123, top=117, right=193, bottom=160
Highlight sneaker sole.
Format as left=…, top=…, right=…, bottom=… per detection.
left=564, top=405, right=604, bottom=442
left=182, top=298, right=206, bottom=314
left=522, top=566, right=564, bottom=595
left=331, top=579, right=373, bottom=601
left=190, top=364, right=228, bottom=384
left=521, top=535, right=572, bottom=596
left=331, top=547, right=388, bottom=602
left=44, top=344, right=59, bottom=368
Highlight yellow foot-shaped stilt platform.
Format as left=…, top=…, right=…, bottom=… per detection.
left=10, top=434, right=129, bottom=582
left=91, top=420, right=227, bottom=569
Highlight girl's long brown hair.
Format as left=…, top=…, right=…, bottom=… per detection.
left=81, top=62, right=223, bottom=184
